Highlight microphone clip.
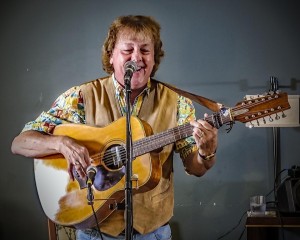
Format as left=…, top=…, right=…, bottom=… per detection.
left=86, top=166, right=97, bottom=205
left=87, top=180, right=94, bottom=205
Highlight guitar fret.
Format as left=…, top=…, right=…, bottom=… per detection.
left=133, top=123, right=194, bottom=158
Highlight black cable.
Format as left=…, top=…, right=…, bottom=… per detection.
left=216, top=210, right=247, bottom=240
left=265, top=169, right=287, bottom=199
left=273, top=168, right=288, bottom=202
left=216, top=168, right=290, bottom=240
left=91, top=204, right=104, bottom=240
left=276, top=209, right=286, bottom=240
left=237, top=226, right=246, bottom=240
left=272, top=168, right=289, bottom=240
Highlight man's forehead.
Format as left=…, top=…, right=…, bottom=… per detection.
left=117, top=29, right=153, bottom=43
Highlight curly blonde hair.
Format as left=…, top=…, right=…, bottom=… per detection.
left=102, top=15, right=165, bottom=77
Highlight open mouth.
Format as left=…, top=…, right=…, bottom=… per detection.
left=136, top=66, right=144, bottom=72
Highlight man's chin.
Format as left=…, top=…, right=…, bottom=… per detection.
left=130, top=79, right=148, bottom=90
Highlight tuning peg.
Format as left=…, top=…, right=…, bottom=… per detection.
left=263, top=117, right=266, bottom=124
left=275, top=113, right=280, bottom=120
left=282, top=111, right=287, bottom=118
left=269, top=116, right=274, bottom=122
left=247, top=122, right=254, bottom=128
left=256, top=119, right=260, bottom=126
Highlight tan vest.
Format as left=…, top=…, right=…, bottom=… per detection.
left=80, top=76, right=178, bottom=236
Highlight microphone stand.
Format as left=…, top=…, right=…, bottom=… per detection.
left=124, top=74, right=134, bottom=240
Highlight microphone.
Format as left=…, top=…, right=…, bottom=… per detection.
left=124, top=61, right=138, bottom=83
left=86, top=165, right=97, bottom=186
left=86, top=166, right=97, bottom=205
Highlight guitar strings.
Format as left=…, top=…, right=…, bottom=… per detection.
left=90, top=123, right=194, bottom=167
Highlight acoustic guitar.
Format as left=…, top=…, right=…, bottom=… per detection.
left=34, top=91, right=290, bottom=229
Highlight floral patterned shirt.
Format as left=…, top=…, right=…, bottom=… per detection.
left=22, top=77, right=197, bottom=159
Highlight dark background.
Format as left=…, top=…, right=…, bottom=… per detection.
left=1, top=1, right=300, bottom=239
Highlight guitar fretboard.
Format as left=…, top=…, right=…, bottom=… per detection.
left=133, top=123, right=193, bottom=157
left=132, top=112, right=232, bottom=158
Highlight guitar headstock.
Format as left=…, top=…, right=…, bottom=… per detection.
left=231, top=91, right=291, bottom=127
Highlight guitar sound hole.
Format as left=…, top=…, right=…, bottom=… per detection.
left=91, top=145, right=126, bottom=191
left=103, top=145, right=126, bottom=170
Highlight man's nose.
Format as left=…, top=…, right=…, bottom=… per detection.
left=131, top=50, right=142, bottom=62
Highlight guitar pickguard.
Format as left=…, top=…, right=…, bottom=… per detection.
left=73, top=165, right=126, bottom=191
left=93, top=165, right=126, bottom=191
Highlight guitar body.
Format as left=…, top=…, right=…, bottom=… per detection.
left=34, top=116, right=161, bottom=228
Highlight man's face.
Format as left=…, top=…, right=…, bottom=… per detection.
left=110, top=29, right=155, bottom=90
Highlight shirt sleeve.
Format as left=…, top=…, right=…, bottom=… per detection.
left=22, top=86, right=85, bottom=134
left=175, top=95, right=198, bottom=159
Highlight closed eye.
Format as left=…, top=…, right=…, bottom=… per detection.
left=122, top=49, right=133, bottom=54
left=141, top=49, right=151, bottom=54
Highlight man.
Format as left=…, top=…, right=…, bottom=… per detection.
left=11, top=15, right=218, bottom=240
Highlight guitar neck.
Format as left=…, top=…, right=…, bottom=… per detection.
left=133, top=123, right=193, bottom=157
left=133, top=112, right=231, bottom=158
